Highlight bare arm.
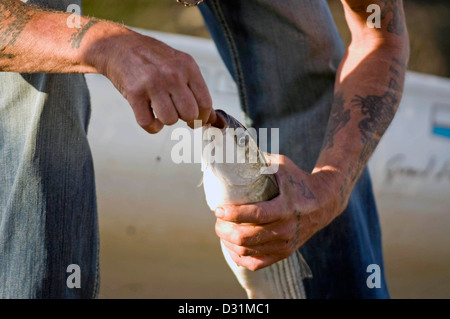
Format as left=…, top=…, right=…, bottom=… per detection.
left=214, top=0, right=410, bottom=271
left=0, top=0, right=215, bottom=132
left=316, top=0, right=410, bottom=208
left=0, top=0, right=110, bottom=73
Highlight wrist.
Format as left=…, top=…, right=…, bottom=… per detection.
left=79, top=20, right=133, bottom=74
left=311, top=164, right=353, bottom=214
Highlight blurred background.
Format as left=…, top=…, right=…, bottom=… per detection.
left=82, top=0, right=450, bottom=299
left=83, top=0, right=450, bottom=78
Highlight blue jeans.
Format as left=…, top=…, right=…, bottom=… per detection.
left=0, top=0, right=99, bottom=300
left=199, top=0, right=390, bottom=298
left=0, top=0, right=389, bottom=299
left=0, top=72, right=99, bottom=298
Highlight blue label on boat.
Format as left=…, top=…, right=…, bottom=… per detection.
left=433, top=126, right=450, bottom=139
left=431, top=103, right=450, bottom=140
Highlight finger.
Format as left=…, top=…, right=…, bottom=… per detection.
left=207, top=110, right=217, bottom=125
left=225, top=246, right=279, bottom=271
left=215, top=197, right=284, bottom=224
left=130, top=97, right=164, bottom=134
left=189, top=84, right=212, bottom=125
left=170, top=85, right=199, bottom=123
left=187, top=65, right=214, bottom=124
left=215, top=219, right=290, bottom=246
left=187, top=108, right=218, bottom=129
left=221, top=238, right=291, bottom=257
left=150, top=94, right=179, bottom=126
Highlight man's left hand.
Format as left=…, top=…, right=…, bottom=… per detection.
left=214, top=154, right=348, bottom=271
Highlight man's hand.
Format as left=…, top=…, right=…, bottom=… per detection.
left=0, top=1, right=216, bottom=133
left=214, top=154, right=346, bottom=271
left=85, top=30, right=216, bottom=134
left=213, top=0, right=409, bottom=272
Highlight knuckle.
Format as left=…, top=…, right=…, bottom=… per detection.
left=144, top=71, right=162, bottom=89
left=182, top=108, right=199, bottom=122
left=160, top=64, right=181, bottom=81
left=231, top=232, right=246, bottom=246
left=125, top=84, right=144, bottom=99
left=179, top=52, right=195, bottom=66
left=254, top=206, right=268, bottom=222
left=237, top=246, right=249, bottom=257
left=201, top=94, right=213, bottom=109
left=197, top=96, right=212, bottom=112
left=232, top=235, right=243, bottom=246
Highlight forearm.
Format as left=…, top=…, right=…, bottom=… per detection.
left=314, top=0, right=410, bottom=208
left=0, top=0, right=129, bottom=73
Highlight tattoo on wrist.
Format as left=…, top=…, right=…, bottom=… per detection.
left=288, top=177, right=316, bottom=200
left=69, top=19, right=100, bottom=49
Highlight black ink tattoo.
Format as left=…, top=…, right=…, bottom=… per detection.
left=289, top=209, right=302, bottom=250
left=379, top=0, right=405, bottom=36
left=289, top=177, right=316, bottom=200
left=351, top=57, right=405, bottom=181
left=0, top=48, right=14, bottom=59
left=352, top=91, right=397, bottom=143
left=0, top=0, right=36, bottom=49
left=352, top=58, right=404, bottom=144
left=322, top=92, right=351, bottom=150
left=353, top=138, right=378, bottom=183
left=339, top=185, right=345, bottom=207
left=69, top=19, right=99, bottom=49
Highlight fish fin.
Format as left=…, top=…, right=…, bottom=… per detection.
left=296, top=250, right=313, bottom=279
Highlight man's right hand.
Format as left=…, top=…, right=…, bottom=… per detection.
left=85, top=30, right=216, bottom=134
left=0, top=0, right=215, bottom=134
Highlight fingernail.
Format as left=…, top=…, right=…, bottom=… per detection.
left=215, top=207, right=225, bottom=218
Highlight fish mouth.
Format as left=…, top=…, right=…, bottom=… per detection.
left=211, top=109, right=246, bottom=131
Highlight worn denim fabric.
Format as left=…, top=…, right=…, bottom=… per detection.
left=0, top=1, right=99, bottom=298
left=199, top=0, right=390, bottom=298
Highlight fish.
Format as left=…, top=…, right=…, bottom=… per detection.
left=201, top=109, right=312, bottom=299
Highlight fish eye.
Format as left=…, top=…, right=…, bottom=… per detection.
left=237, top=134, right=249, bottom=147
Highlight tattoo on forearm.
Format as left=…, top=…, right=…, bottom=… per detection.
left=379, top=0, right=405, bottom=36
left=0, top=48, right=14, bottom=59
left=351, top=138, right=378, bottom=184
left=322, top=92, right=351, bottom=151
left=352, top=92, right=397, bottom=143
left=353, top=58, right=403, bottom=144
left=350, top=57, right=405, bottom=181
left=288, top=177, right=316, bottom=200
left=0, top=0, right=36, bottom=50
left=69, top=19, right=99, bottom=49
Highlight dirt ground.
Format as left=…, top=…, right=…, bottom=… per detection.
left=96, top=196, right=450, bottom=299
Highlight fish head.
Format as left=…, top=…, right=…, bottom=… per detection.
left=202, top=110, right=268, bottom=187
